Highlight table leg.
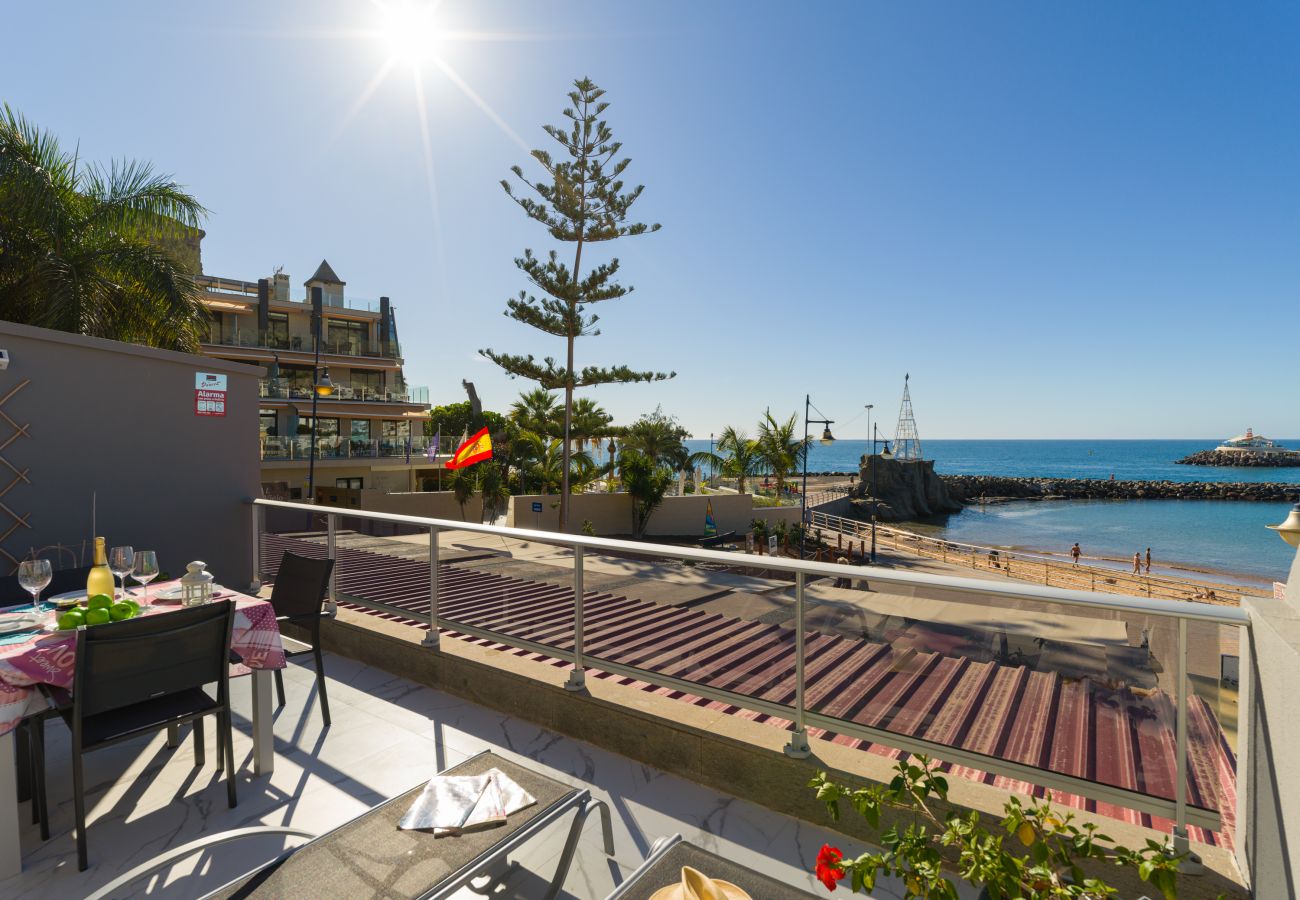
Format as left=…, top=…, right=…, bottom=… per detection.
left=166, top=724, right=179, bottom=749
left=0, top=731, right=22, bottom=879
left=251, top=670, right=275, bottom=777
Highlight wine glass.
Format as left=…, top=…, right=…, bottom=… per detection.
left=18, top=559, right=52, bottom=615
left=109, top=546, right=134, bottom=602
left=131, top=551, right=159, bottom=607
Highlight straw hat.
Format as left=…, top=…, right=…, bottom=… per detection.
left=649, top=866, right=752, bottom=900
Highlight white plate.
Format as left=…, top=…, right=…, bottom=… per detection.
left=152, top=585, right=227, bottom=603
left=49, top=589, right=88, bottom=603
left=0, top=615, right=42, bottom=635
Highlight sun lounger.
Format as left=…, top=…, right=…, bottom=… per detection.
left=605, top=833, right=819, bottom=899
left=85, top=750, right=613, bottom=900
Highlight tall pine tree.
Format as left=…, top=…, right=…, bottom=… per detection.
left=481, top=78, right=671, bottom=532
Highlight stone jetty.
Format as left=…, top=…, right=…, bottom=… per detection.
left=1175, top=449, right=1300, bottom=468
left=941, top=475, right=1300, bottom=503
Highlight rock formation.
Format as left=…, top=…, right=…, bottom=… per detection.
left=849, top=456, right=963, bottom=522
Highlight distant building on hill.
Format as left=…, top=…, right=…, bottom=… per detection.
left=1215, top=428, right=1297, bottom=459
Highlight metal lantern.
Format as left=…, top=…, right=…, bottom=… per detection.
left=180, top=561, right=214, bottom=607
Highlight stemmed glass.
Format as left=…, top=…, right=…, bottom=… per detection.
left=18, top=559, right=52, bottom=615
left=109, top=546, right=134, bottom=603
left=131, top=551, right=159, bottom=607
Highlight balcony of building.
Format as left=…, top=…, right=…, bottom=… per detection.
left=261, top=434, right=438, bottom=462
left=203, top=331, right=404, bottom=361
left=259, top=378, right=429, bottom=406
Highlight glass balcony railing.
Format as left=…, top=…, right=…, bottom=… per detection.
left=260, top=434, right=439, bottom=461
left=203, top=332, right=402, bottom=359
left=259, top=378, right=429, bottom=405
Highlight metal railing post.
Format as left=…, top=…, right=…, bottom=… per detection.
left=325, top=513, right=337, bottom=615
left=1172, top=617, right=1202, bottom=871
left=565, top=546, right=586, bottom=691
left=784, top=571, right=811, bottom=758
left=249, top=502, right=263, bottom=592
left=422, top=526, right=440, bottom=648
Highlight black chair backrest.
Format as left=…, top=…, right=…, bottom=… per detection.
left=74, top=601, right=235, bottom=719
left=270, top=552, right=334, bottom=619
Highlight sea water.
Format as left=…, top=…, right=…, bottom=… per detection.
left=683, top=439, right=1299, bottom=582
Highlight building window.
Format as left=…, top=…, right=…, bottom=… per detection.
left=259, top=408, right=278, bottom=438
left=350, top=419, right=372, bottom=456
left=336, top=477, right=363, bottom=489
left=382, top=420, right=410, bottom=440
left=267, top=313, right=289, bottom=349
left=352, top=369, right=383, bottom=394
left=327, top=319, right=368, bottom=355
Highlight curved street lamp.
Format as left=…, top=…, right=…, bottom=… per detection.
left=801, top=395, right=834, bottom=559
left=870, top=423, right=892, bottom=561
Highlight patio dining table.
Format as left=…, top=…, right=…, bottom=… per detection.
left=0, top=583, right=287, bottom=879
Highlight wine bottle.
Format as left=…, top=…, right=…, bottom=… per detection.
left=86, top=537, right=115, bottom=600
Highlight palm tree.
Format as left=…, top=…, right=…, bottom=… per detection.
left=569, top=397, right=613, bottom=452
left=716, top=426, right=761, bottom=495
left=756, top=411, right=806, bottom=496
left=510, top=388, right=561, bottom=438
left=451, top=468, right=475, bottom=520
left=0, top=105, right=209, bottom=349
left=478, top=464, right=511, bottom=523
left=620, top=449, right=673, bottom=538
left=621, top=409, right=690, bottom=472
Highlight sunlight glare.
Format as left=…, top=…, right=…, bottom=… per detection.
left=378, top=1, right=441, bottom=67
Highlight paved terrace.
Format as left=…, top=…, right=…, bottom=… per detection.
left=0, top=648, right=861, bottom=899
left=265, top=527, right=1239, bottom=849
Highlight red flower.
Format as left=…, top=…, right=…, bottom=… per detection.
left=815, top=844, right=846, bottom=892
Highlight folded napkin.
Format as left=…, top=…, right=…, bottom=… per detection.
left=398, top=768, right=536, bottom=836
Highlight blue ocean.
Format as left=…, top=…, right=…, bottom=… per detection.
left=683, top=439, right=1300, bottom=583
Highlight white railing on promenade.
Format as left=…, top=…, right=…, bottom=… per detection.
left=250, top=498, right=1250, bottom=849
left=806, top=509, right=1267, bottom=606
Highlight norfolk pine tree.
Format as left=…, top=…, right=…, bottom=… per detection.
left=480, top=78, right=672, bottom=531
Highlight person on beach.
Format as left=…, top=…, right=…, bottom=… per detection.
left=1132, top=551, right=1142, bottom=574
left=1145, top=547, right=1152, bottom=574
left=1070, top=543, right=1081, bottom=565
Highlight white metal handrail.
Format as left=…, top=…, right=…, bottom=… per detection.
left=250, top=498, right=1249, bottom=843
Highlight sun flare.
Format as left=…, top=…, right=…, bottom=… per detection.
left=376, top=1, right=441, bottom=67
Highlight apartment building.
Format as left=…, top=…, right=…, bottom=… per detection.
left=197, top=260, right=439, bottom=497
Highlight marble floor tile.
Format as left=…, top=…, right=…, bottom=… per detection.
left=0, top=650, right=891, bottom=899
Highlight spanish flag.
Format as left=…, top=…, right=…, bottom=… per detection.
left=445, top=427, right=493, bottom=469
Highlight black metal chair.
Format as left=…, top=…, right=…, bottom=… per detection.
left=34, top=600, right=238, bottom=871
left=268, top=552, right=335, bottom=726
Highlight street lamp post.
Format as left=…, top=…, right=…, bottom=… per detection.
left=709, top=432, right=715, bottom=482
left=870, top=422, right=893, bottom=562
left=801, top=395, right=835, bottom=559
left=306, top=286, right=335, bottom=502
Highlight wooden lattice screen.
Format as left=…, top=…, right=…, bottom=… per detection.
left=0, top=380, right=31, bottom=574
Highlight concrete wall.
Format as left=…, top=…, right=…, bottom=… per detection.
left=1237, top=545, right=1300, bottom=895
left=0, top=321, right=261, bottom=587
left=506, top=492, right=800, bottom=537
left=360, top=490, right=483, bottom=524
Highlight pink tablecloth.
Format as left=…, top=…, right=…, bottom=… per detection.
left=0, top=584, right=286, bottom=734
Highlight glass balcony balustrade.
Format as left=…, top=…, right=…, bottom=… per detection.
left=259, top=378, right=429, bottom=405
left=203, top=331, right=402, bottom=359
left=260, top=433, right=436, bottom=461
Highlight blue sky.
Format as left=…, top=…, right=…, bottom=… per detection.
left=5, top=1, right=1298, bottom=439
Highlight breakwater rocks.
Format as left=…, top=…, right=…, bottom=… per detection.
left=941, top=475, right=1300, bottom=503
left=1175, top=449, right=1300, bottom=468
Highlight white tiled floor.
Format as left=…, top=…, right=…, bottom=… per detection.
left=0, top=652, right=905, bottom=899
